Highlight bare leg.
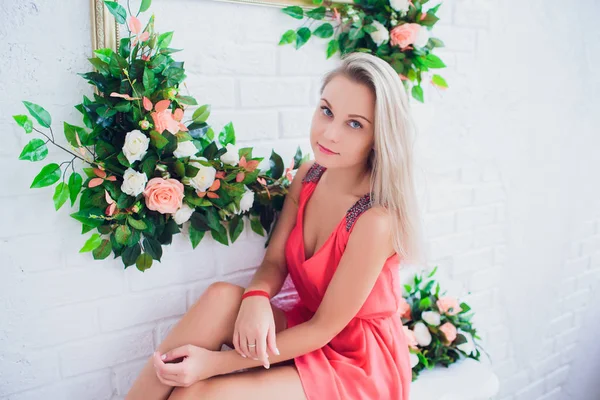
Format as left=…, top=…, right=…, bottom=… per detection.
left=125, top=282, right=289, bottom=400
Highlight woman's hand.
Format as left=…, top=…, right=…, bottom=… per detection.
left=233, top=295, right=280, bottom=369
left=152, top=345, right=219, bottom=387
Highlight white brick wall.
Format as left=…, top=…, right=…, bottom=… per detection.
left=1, top=0, right=599, bottom=399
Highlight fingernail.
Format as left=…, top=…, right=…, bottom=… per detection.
left=276, top=348, right=280, bottom=355
left=161, top=354, right=166, bottom=360
left=241, top=354, right=247, bottom=358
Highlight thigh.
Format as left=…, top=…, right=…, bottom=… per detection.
left=168, top=364, right=306, bottom=400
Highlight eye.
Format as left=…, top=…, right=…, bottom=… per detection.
left=349, top=120, right=363, bottom=129
left=320, top=106, right=333, bottom=117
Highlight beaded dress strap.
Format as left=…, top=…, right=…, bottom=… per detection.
left=301, top=162, right=327, bottom=184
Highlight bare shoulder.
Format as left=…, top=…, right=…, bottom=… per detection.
left=348, top=205, right=394, bottom=253
left=287, top=159, right=316, bottom=199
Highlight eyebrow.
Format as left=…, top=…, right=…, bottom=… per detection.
left=321, top=98, right=372, bottom=124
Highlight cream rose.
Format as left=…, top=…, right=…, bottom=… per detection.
left=412, top=322, right=432, bottom=347
left=219, top=143, right=240, bottom=166
left=120, top=168, right=148, bottom=197
left=173, top=203, right=194, bottom=225
left=368, top=21, right=390, bottom=47
left=413, top=25, right=430, bottom=48
left=389, top=0, right=410, bottom=13
left=235, top=188, right=255, bottom=215
left=173, top=140, right=199, bottom=159
left=188, top=161, right=216, bottom=192
left=421, top=311, right=441, bottom=326
left=123, top=129, right=150, bottom=164
left=143, top=177, right=184, bottom=214
left=409, top=352, right=419, bottom=368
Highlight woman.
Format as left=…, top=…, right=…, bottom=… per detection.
left=126, top=51, right=424, bottom=400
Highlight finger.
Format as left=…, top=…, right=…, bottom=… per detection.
left=266, top=324, right=280, bottom=356
left=153, top=352, right=186, bottom=376
left=240, top=334, right=252, bottom=359
left=256, top=332, right=270, bottom=369
left=232, top=330, right=245, bottom=358
left=159, top=345, right=191, bottom=363
left=247, top=337, right=259, bottom=360
left=156, top=373, right=181, bottom=387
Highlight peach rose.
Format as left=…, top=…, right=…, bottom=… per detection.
left=439, top=322, right=457, bottom=343
left=437, top=296, right=461, bottom=316
left=143, top=177, right=184, bottom=214
left=390, top=23, right=421, bottom=49
left=399, top=298, right=412, bottom=320
left=403, top=326, right=419, bottom=350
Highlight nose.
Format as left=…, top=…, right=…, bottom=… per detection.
left=322, top=125, right=340, bottom=143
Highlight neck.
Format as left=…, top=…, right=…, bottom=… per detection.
left=320, top=162, right=371, bottom=197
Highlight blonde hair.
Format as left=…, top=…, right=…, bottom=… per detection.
left=320, top=52, right=425, bottom=266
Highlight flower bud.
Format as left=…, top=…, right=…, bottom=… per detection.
left=139, top=120, right=151, bottom=130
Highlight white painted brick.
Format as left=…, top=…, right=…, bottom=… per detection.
left=532, top=353, right=562, bottom=381
left=487, top=324, right=510, bottom=344
left=515, top=378, right=545, bottom=400
left=560, top=343, right=577, bottom=364
left=187, top=280, right=212, bottom=308
left=98, top=289, right=186, bottom=332
left=196, top=43, right=278, bottom=76
left=536, top=387, right=561, bottom=400
left=453, top=248, right=494, bottom=274
left=565, top=256, right=590, bottom=276
left=562, top=289, right=590, bottom=312
left=278, top=40, right=339, bottom=76
left=216, top=238, right=266, bottom=275
left=3, top=370, right=113, bottom=400
left=0, top=350, right=59, bottom=395
left=494, top=245, right=506, bottom=264
left=591, top=251, right=600, bottom=269
left=581, top=235, right=600, bottom=255
left=454, top=0, right=491, bottom=28
left=473, top=225, right=506, bottom=247
left=210, top=110, right=279, bottom=141
left=482, top=165, right=501, bottom=182
left=426, top=185, right=473, bottom=212
left=548, top=312, right=574, bottom=337
left=279, top=108, right=314, bottom=139
left=424, top=212, right=455, bottom=237
left=473, top=184, right=506, bottom=205
left=112, top=359, right=147, bottom=396
left=431, top=25, right=477, bottom=52
left=239, top=78, right=311, bottom=107
left=456, top=205, right=496, bottom=231
left=544, top=366, right=570, bottom=391
left=461, top=289, right=494, bottom=312
left=0, top=233, right=65, bottom=272
left=59, top=328, right=154, bottom=377
left=502, top=370, right=530, bottom=395
left=154, top=317, right=181, bottom=347
left=576, top=267, right=600, bottom=290
left=182, top=76, right=236, bottom=108
left=0, top=195, right=63, bottom=238
left=427, top=232, right=473, bottom=259
left=493, top=360, right=518, bottom=380
left=469, top=267, right=499, bottom=291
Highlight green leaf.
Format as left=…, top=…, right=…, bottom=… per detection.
left=121, top=243, right=142, bottom=268
left=202, top=141, right=218, bottom=160
left=136, top=253, right=153, bottom=271
left=68, top=172, right=83, bottom=206
left=31, top=163, right=61, bottom=188
left=211, top=227, right=229, bottom=246
left=175, top=95, right=197, bottom=106
left=326, top=39, right=339, bottom=59
left=192, top=104, right=211, bottom=122
left=229, top=215, right=244, bottom=243
left=282, top=6, right=304, bottom=19
left=424, top=53, right=446, bottom=69
left=150, top=130, right=169, bottom=149
left=279, top=29, right=296, bottom=45
left=431, top=74, right=448, bottom=88
left=19, top=138, right=48, bottom=161
left=460, top=302, right=471, bottom=313
left=404, top=284, right=412, bottom=293
left=92, top=239, right=112, bottom=260
left=250, top=217, right=264, bottom=236
left=143, top=67, right=156, bottom=93
left=22, top=101, right=51, bottom=128
left=139, top=0, right=152, bottom=13
left=142, top=237, right=163, bottom=261
left=419, top=296, right=432, bottom=309
left=64, top=122, right=89, bottom=147
left=269, top=150, right=284, bottom=179
left=115, top=225, right=132, bottom=245
left=13, top=115, right=33, bottom=133
left=103, top=1, right=127, bottom=24
left=53, top=182, right=70, bottom=211
left=295, top=27, right=311, bottom=49
left=157, top=32, right=173, bottom=49
left=71, top=208, right=105, bottom=228
left=218, top=122, right=236, bottom=147
left=313, top=23, right=334, bottom=38
left=412, top=85, right=424, bottom=103
left=127, top=216, right=148, bottom=230
left=93, top=48, right=114, bottom=64
left=306, top=6, right=326, bottom=20
left=428, top=37, right=445, bottom=48
left=189, top=225, right=205, bottom=249
left=80, top=233, right=103, bottom=253
left=141, top=154, right=158, bottom=178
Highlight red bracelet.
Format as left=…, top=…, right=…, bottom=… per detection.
left=242, top=290, right=270, bottom=301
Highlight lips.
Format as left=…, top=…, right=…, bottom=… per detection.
left=318, top=143, right=338, bottom=155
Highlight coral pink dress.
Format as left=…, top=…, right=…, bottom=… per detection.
left=281, top=162, right=412, bottom=400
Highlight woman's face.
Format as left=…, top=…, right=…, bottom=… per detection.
left=310, top=74, right=376, bottom=169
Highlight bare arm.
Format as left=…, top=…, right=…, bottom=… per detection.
left=215, top=206, right=395, bottom=374
left=242, top=160, right=316, bottom=297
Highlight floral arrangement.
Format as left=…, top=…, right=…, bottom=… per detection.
left=400, top=267, right=483, bottom=380
left=279, top=0, right=447, bottom=103
left=12, top=0, right=307, bottom=271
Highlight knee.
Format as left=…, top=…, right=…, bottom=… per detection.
left=202, top=281, right=243, bottom=303
left=168, top=380, right=215, bottom=399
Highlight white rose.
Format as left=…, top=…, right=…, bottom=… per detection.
left=188, top=161, right=216, bottom=192
left=219, top=143, right=240, bottom=166
left=457, top=329, right=476, bottom=355
left=235, top=188, right=255, bottom=215
left=389, top=0, right=410, bottom=13
left=123, top=130, right=150, bottom=164
left=409, top=352, right=420, bottom=368
left=120, top=168, right=148, bottom=197
left=413, top=25, right=430, bottom=48
left=421, top=311, right=441, bottom=326
left=368, top=21, right=390, bottom=47
left=413, top=322, right=432, bottom=347
left=173, top=203, right=194, bottom=225
left=173, top=140, right=199, bottom=159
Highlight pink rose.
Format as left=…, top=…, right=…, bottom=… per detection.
left=403, top=326, right=419, bottom=350
left=436, top=296, right=461, bottom=316
left=439, top=322, right=457, bottom=343
left=143, top=177, right=184, bottom=214
left=390, top=23, right=421, bottom=49
left=399, top=298, right=412, bottom=320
